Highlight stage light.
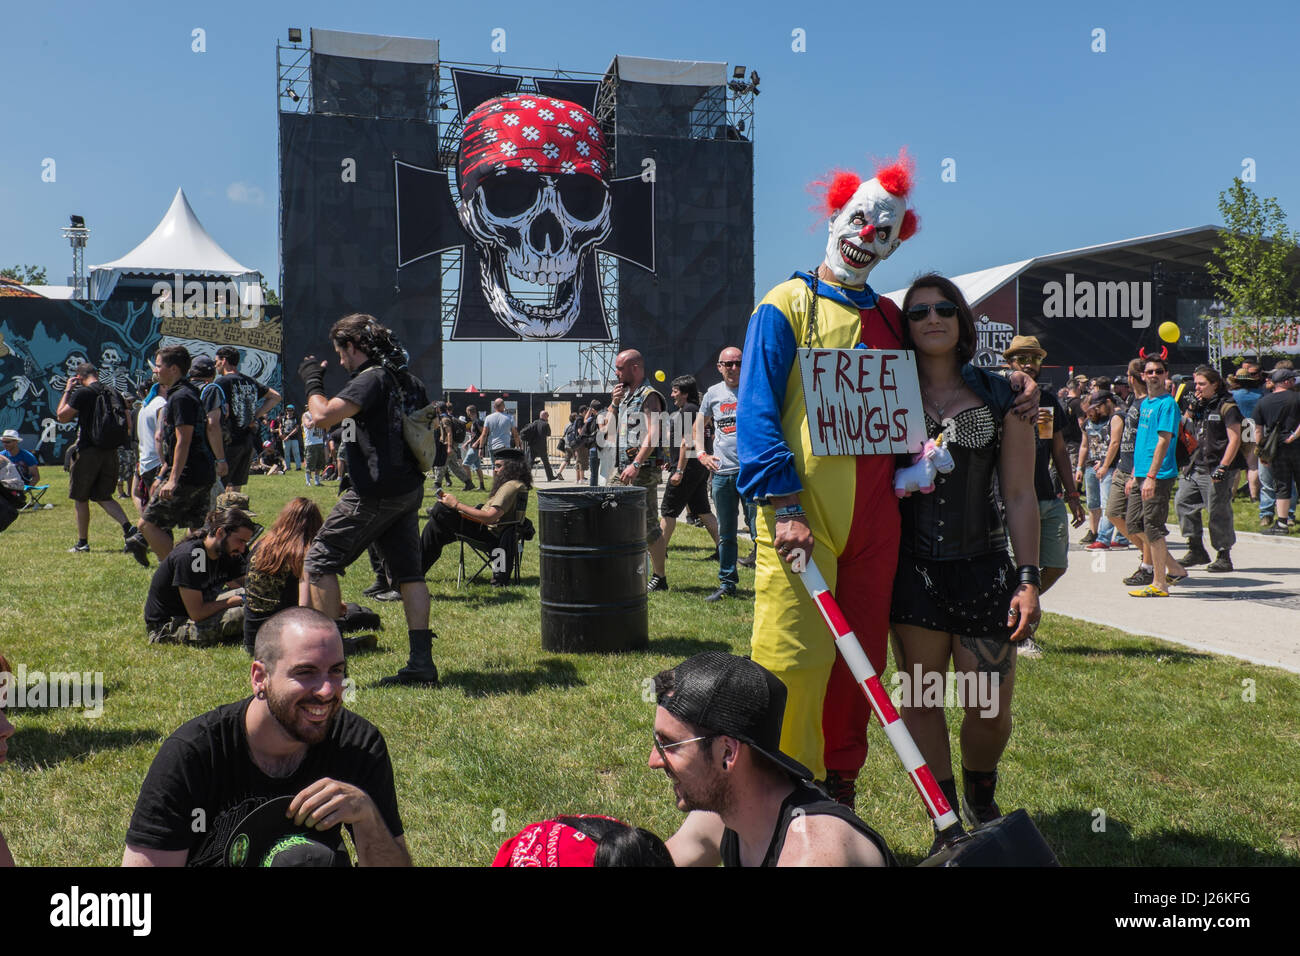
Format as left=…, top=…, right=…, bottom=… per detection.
left=286, top=88, right=300, bottom=103
left=69, top=215, right=85, bottom=229
left=288, top=27, right=302, bottom=43
left=738, top=119, right=745, bottom=132
left=750, top=70, right=760, bottom=90
left=732, top=65, right=746, bottom=79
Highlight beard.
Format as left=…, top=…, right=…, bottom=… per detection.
left=265, top=679, right=339, bottom=746
left=672, top=767, right=732, bottom=816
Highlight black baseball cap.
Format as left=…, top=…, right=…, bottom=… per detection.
left=224, top=796, right=344, bottom=867
left=1270, top=368, right=1295, bottom=384
left=657, top=652, right=812, bottom=781
left=191, top=355, right=216, bottom=378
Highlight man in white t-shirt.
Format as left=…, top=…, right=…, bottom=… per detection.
left=698, top=347, right=755, bottom=601
left=135, top=361, right=169, bottom=522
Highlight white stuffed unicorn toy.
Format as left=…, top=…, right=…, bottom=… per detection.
left=893, top=433, right=955, bottom=497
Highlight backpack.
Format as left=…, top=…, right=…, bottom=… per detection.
left=450, top=416, right=467, bottom=444
left=88, top=383, right=129, bottom=449
left=519, top=421, right=541, bottom=446
left=200, top=381, right=232, bottom=446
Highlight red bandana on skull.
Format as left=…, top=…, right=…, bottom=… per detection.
left=458, top=94, right=610, bottom=198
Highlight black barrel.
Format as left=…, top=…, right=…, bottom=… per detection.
left=538, top=485, right=649, bottom=652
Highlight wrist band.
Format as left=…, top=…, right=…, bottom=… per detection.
left=1017, top=564, right=1042, bottom=588
left=774, top=505, right=806, bottom=519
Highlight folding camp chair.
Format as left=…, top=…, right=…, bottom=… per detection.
left=20, top=484, right=50, bottom=511
left=457, top=490, right=529, bottom=587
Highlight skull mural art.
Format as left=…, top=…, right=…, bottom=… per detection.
left=457, top=94, right=613, bottom=339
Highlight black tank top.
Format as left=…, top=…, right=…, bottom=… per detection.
left=719, top=782, right=898, bottom=867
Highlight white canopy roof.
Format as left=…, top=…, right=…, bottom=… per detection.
left=89, top=188, right=259, bottom=299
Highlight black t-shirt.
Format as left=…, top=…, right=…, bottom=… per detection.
left=335, top=361, right=426, bottom=497
left=144, top=538, right=233, bottom=628
left=68, top=384, right=100, bottom=451
left=669, top=402, right=700, bottom=455
left=719, top=781, right=897, bottom=867
left=1191, top=392, right=1246, bottom=472
left=1033, top=389, right=1067, bottom=501
left=125, top=698, right=403, bottom=866
left=1255, top=389, right=1300, bottom=444
left=1063, top=395, right=1084, bottom=447
left=217, top=371, right=269, bottom=439
left=161, top=379, right=216, bottom=487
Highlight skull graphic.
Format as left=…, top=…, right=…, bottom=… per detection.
left=458, top=94, right=612, bottom=339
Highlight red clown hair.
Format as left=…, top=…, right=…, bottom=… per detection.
left=810, top=148, right=919, bottom=240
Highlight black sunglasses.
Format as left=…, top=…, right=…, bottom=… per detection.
left=718, top=361, right=741, bottom=368
left=906, top=302, right=959, bottom=321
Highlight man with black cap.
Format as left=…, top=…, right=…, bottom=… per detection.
left=124, top=607, right=409, bottom=866
left=420, top=447, right=531, bottom=583
left=650, top=652, right=895, bottom=867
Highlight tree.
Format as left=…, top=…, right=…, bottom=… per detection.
left=1207, top=179, right=1300, bottom=363
left=260, top=278, right=280, bottom=306
left=0, top=264, right=48, bottom=285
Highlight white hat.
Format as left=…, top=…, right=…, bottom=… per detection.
left=0, top=429, right=20, bottom=442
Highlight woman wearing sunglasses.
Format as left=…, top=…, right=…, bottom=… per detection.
left=891, top=273, right=1040, bottom=851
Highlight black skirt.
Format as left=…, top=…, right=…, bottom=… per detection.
left=890, top=550, right=1018, bottom=640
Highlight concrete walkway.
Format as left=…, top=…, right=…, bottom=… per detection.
left=1041, top=525, right=1300, bottom=674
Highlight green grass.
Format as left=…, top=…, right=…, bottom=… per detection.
left=2, top=471, right=1298, bottom=866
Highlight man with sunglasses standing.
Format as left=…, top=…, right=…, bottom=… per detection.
left=1002, top=337, right=1085, bottom=658
left=737, top=155, right=1039, bottom=809
left=1126, top=357, right=1187, bottom=596
left=698, top=347, right=754, bottom=601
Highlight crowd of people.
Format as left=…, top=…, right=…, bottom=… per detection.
left=5, top=156, right=1300, bottom=870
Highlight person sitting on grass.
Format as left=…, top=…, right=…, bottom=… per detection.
left=420, top=447, right=531, bottom=584
left=144, top=506, right=255, bottom=646
left=124, top=607, right=410, bottom=867
left=244, top=497, right=380, bottom=656
left=0, top=652, right=15, bottom=867
left=493, top=815, right=674, bottom=867
left=650, top=652, right=896, bottom=867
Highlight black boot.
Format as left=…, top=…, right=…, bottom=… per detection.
left=961, top=767, right=1002, bottom=828
left=1206, top=549, right=1234, bottom=572
left=378, top=629, right=439, bottom=686
left=1178, top=539, right=1211, bottom=566
left=821, top=770, right=857, bottom=809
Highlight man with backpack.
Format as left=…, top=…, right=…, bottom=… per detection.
left=189, top=356, right=231, bottom=504
left=126, top=346, right=219, bottom=566
left=55, top=362, right=137, bottom=554
left=214, top=346, right=281, bottom=493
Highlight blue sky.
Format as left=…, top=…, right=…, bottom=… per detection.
left=2, top=0, right=1297, bottom=387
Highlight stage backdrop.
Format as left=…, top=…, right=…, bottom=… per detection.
left=613, top=78, right=754, bottom=389
left=0, top=298, right=282, bottom=464
left=279, top=112, right=444, bottom=402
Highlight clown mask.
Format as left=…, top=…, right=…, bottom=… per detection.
left=824, top=179, right=907, bottom=284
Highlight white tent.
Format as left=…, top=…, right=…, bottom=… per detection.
left=89, top=188, right=261, bottom=300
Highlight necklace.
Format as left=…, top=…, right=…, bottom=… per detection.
left=924, top=377, right=964, bottom=419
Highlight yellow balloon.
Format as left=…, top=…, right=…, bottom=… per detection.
left=1158, top=321, right=1180, bottom=344
left=654, top=370, right=666, bottom=382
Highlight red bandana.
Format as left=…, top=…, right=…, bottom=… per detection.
left=459, top=94, right=609, bottom=198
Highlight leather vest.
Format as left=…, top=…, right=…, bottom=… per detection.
left=617, top=382, right=666, bottom=463
left=900, top=410, right=1007, bottom=560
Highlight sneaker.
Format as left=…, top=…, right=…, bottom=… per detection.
left=372, top=589, right=403, bottom=602
left=821, top=770, right=856, bottom=809
left=1260, top=516, right=1275, bottom=531
left=1262, top=521, right=1291, bottom=536
left=1085, top=540, right=1110, bottom=551
left=1109, top=539, right=1131, bottom=550
left=647, top=574, right=670, bottom=593
left=1016, top=637, right=1043, bottom=658
left=123, top=524, right=138, bottom=540
left=961, top=794, right=1003, bottom=829
left=377, top=663, right=439, bottom=687
left=1129, top=584, right=1170, bottom=598
left=1081, top=529, right=1097, bottom=544
left=1207, top=551, right=1234, bottom=573
left=124, top=534, right=150, bottom=567
left=68, top=543, right=90, bottom=553
left=463, top=483, right=474, bottom=492
left=1123, top=567, right=1154, bottom=586
left=929, top=823, right=966, bottom=857
left=704, top=586, right=736, bottom=603
left=1178, top=546, right=1211, bottom=566
left=737, top=547, right=757, bottom=569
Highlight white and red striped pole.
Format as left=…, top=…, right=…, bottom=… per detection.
left=797, top=558, right=960, bottom=831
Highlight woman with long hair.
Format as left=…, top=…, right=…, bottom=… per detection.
left=421, top=448, right=533, bottom=582
left=242, top=497, right=323, bottom=653
left=890, top=273, right=1040, bottom=851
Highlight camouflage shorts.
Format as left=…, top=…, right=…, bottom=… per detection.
left=148, top=607, right=245, bottom=647
left=143, top=481, right=211, bottom=532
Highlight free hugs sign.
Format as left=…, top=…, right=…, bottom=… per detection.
left=797, top=348, right=926, bottom=457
